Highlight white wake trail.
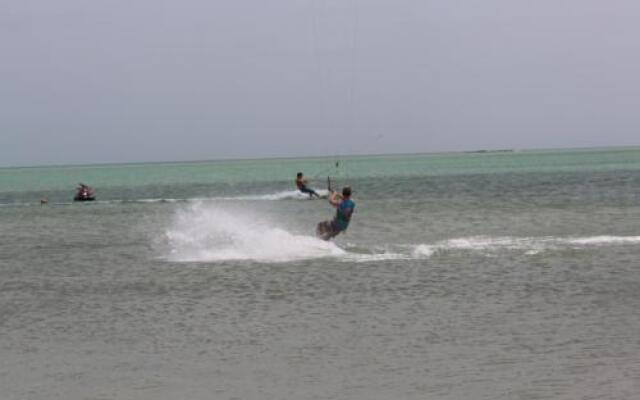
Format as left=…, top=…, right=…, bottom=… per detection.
left=410, top=235, right=640, bottom=257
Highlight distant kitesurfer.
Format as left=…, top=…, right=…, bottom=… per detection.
left=296, top=172, right=320, bottom=198
left=316, top=186, right=355, bottom=240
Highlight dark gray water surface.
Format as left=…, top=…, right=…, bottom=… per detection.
left=1, top=151, right=640, bottom=399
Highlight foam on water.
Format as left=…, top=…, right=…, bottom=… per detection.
left=98, top=191, right=327, bottom=205
left=564, top=235, right=640, bottom=245
left=165, top=203, right=640, bottom=264
left=225, top=189, right=330, bottom=201
left=345, top=252, right=414, bottom=263
left=0, top=190, right=331, bottom=208
left=132, top=190, right=330, bottom=203
left=410, top=235, right=640, bottom=257
left=165, top=202, right=344, bottom=263
left=161, top=199, right=640, bottom=264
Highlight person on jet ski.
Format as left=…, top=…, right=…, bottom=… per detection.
left=75, top=183, right=95, bottom=201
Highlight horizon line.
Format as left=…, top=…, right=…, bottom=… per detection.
left=1, top=144, right=639, bottom=170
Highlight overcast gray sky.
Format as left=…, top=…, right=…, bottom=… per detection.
left=1, top=0, right=639, bottom=167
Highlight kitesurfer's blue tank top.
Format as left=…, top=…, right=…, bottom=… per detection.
left=334, top=199, right=355, bottom=231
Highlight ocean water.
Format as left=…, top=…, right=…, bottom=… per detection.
left=1, top=148, right=640, bottom=399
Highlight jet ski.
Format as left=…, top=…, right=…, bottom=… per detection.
left=74, top=192, right=95, bottom=202
left=74, top=184, right=95, bottom=202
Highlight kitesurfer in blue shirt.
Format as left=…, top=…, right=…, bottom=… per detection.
left=316, top=186, right=355, bottom=240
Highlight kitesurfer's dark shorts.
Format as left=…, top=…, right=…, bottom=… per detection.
left=316, top=220, right=342, bottom=240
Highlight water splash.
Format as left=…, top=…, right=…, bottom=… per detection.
left=165, top=202, right=343, bottom=263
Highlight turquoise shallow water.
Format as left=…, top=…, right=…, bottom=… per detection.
left=1, top=147, right=640, bottom=399
left=2, top=146, right=640, bottom=198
